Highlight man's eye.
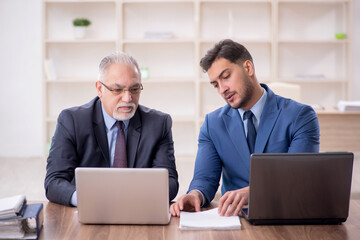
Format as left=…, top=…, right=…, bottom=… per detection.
left=223, top=74, right=230, bottom=79
left=212, top=84, right=218, bottom=89
left=130, top=87, right=140, bottom=93
left=114, top=89, right=123, bottom=93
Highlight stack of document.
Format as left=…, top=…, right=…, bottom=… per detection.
left=337, top=101, right=360, bottom=112
left=0, top=195, right=44, bottom=240
left=0, top=195, right=26, bottom=219
left=179, top=208, right=241, bottom=230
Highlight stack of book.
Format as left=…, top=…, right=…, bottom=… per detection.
left=0, top=195, right=43, bottom=240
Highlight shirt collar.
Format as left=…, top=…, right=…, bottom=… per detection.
left=238, top=86, right=268, bottom=122
left=101, top=104, right=129, bottom=131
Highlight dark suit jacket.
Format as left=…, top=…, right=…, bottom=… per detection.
left=45, top=97, right=179, bottom=206
left=188, top=84, right=320, bottom=205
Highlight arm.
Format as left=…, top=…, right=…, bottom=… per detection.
left=44, top=111, right=78, bottom=206
left=151, top=114, right=179, bottom=202
left=187, top=115, right=222, bottom=205
left=170, top=115, right=223, bottom=217
left=288, top=105, right=320, bottom=153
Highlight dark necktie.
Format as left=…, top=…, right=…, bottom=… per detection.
left=244, top=111, right=256, bottom=154
left=113, top=121, right=127, bottom=168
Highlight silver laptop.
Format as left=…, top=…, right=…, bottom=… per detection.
left=75, top=168, right=170, bottom=225
left=242, top=152, right=354, bottom=225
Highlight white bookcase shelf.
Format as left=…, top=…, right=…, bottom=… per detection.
left=42, top=0, right=352, bottom=158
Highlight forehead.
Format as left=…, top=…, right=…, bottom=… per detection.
left=207, top=58, right=236, bottom=80
left=105, top=63, right=140, bottom=84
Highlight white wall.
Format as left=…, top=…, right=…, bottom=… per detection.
left=0, top=0, right=43, bottom=157
left=0, top=0, right=359, bottom=158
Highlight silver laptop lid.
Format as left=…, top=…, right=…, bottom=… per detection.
left=247, top=152, right=354, bottom=224
left=75, top=168, right=170, bottom=225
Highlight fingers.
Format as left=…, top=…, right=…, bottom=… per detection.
left=169, top=202, right=177, bottom=217
left=218, top=187, right=250, bottom=216
left=169, top=197, right=183, bottom=217
left=225, top=193, right=241, bottom=216
left=233, top=198, right=246, bottom=216
left=218, top=194, right=225, bottom=214
left=169, top=192, right=202, bottom=217
left=218, top=192, right=239, bottom=216
left=190, top=191, right=201, bottom=212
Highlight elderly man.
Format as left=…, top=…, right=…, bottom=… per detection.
left=45, top=52, right=179, bottom=206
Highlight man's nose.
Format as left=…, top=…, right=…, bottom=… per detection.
left=218, top=82, right=229, bottom=95
left=121, top=90, right=132, bottom=102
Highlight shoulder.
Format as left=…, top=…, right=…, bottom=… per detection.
left=264, top=84, right=316, bottom=117
left=135, top=105, right=173, bottom=135
left=275, top=95, right=316, bottom=118
left=137, top=105, right=172, bottom=128
left=58, top=97, right=99, bottom=122
left=206, top=104, right=230, bottom=118
left=138, top=105, right=171, bottom=119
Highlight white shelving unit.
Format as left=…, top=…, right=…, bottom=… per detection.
left=42, top=0, right=352, bottom=158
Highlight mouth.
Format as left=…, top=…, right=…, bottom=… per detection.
left=117, top=106, right=133, bottom=113
left=225, top=92, right=235, bottom=102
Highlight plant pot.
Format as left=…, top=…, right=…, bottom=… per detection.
left=73, top=26, right=87, bottom=39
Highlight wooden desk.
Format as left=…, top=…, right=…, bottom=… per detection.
left=39, top=200, right=360, bottom=240
left=317, top=109, right=360, bottom=152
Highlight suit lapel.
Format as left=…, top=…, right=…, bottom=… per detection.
left=222, top=107, right=251, bottom=167
left=255, top=85, right=281, bottom=153
left=93, top=98, right=110, bottom=166
left=127, top=107, right=141, bottom=168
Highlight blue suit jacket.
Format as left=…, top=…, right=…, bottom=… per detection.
left=45, top=97, right=179, bottom=206
left=188, top=84, right=320, bottom=205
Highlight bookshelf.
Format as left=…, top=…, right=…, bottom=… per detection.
left=42, top=0, right=352, bottom=158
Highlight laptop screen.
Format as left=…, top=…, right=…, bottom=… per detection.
left=246, top=152, right=354, bottom=225
left=75, top=168, right=170, bottom=225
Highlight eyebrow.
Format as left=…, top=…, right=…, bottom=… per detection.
left=113, top=82, right=141, bottom=88
left=210, top=68, right=229, bottom=85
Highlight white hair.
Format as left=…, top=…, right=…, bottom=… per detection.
left=98, top=52, right=141, bottom=82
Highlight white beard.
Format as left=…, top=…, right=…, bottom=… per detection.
left=113, top=103, right=136, bottom=121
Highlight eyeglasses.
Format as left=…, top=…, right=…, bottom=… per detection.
left=100, top=81, right=143, bottom=95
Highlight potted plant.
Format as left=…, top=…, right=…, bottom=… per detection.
left=72, top=18, right=91, bottom=39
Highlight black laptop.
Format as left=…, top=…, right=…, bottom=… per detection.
left=242, top=152, right=354, bottom=225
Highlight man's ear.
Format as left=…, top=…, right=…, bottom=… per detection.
left=242, top=60, right=254, bottom=77
left=96, top=81, right=103, bottom=98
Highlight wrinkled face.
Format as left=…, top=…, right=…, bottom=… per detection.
left=207, top=58, right=255, bottom=110
left=96, top=63, right=141, bottom=121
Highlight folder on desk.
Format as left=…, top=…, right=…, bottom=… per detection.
left=0, top=203, right=44, bottom=240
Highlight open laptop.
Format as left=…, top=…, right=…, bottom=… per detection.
left=75, top=168, right=170, bottom=225
left=242, top=152, right=354, bottom=225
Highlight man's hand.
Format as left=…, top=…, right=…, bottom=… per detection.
left=218, top=186, right=249, bottom=216
left=169, top=190, right=203, bottom=217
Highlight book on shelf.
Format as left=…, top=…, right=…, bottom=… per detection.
left=0, top=198, right=44, bottom=240
left=44, top=58, right=57, bottom=81
left=0, top=195, right=26, bottom=219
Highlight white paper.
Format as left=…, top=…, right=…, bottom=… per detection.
left=337, top=100, right=360, bottom=112
left=0, top=195, right=26, bottom=219
left=179, top=208, right=241, bottom=230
